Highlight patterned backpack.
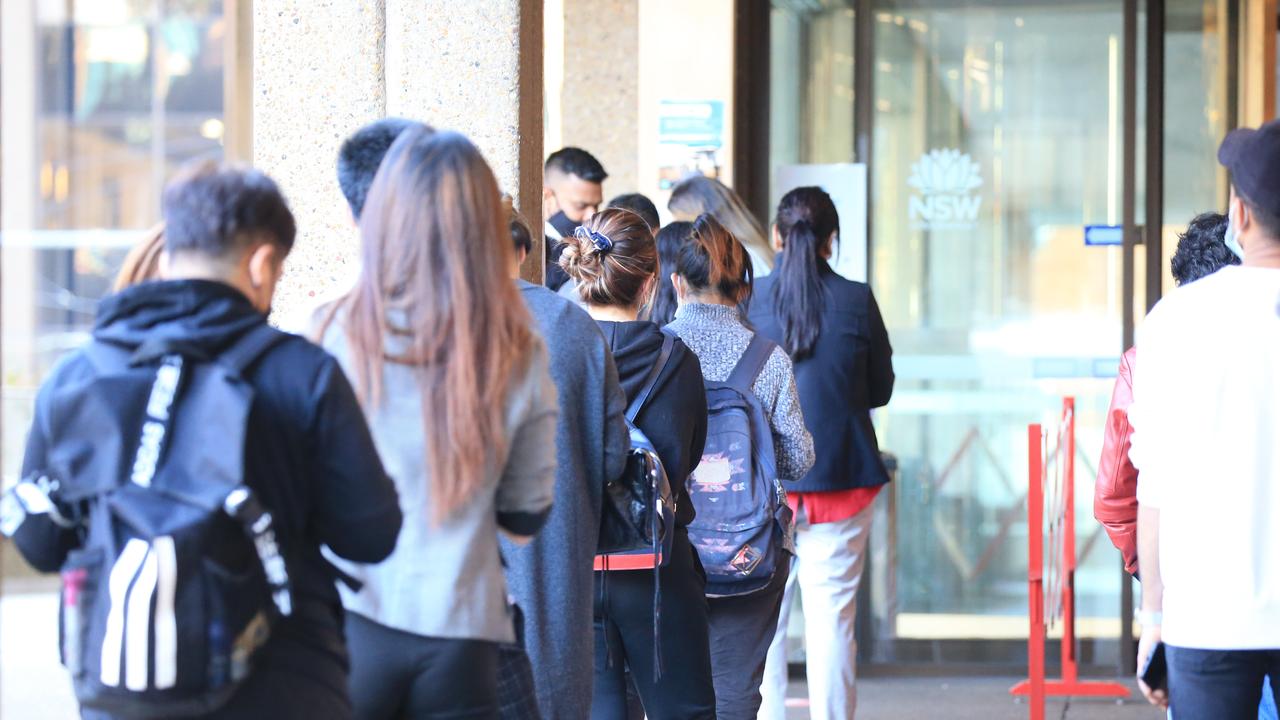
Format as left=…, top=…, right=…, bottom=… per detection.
left=687, top=334, right=792, bottom=597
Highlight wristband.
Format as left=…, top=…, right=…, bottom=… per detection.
left=1137, top=610, right=1163, bottom=627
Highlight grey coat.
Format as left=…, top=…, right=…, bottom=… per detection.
left=501, top=280, right=629, bottom=719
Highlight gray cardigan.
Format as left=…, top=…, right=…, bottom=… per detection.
left=501, top=280, right=629, bottom=719
left=666, top=302, right=815, bottom=483
left=320, top=316, right=558, bottom=644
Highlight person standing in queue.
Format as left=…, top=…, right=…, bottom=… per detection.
left=559, top=208, right=717, bottom=720
left=750, top=187, right=895, bottom=720
left=668, top=176, right=775, bottom=278
left=543, top=147, right=607, bottom=292
left=644, top=221, right=695, bottom=328
left=315, top=128, right=558, bottom=720
left=502, top=201, right=631, bottom=720
left=666, top=214, right=815, bottom=720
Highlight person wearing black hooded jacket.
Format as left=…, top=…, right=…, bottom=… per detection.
left=8, top=162, right=402, bottom=719
left=560, top=208, right=716, bottom=720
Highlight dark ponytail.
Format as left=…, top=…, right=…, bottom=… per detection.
left=774, top=187, right=838, bottom=359
left=675, top=213, right=754, bottom=304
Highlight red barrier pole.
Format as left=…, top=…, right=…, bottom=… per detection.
left=1012, top=399, right=1129, bottom=707
left=1062, top=398, right=1078, bottom=684
left=1028, top=424, right=1045, bottom=720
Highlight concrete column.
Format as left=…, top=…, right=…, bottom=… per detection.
left=1240, top=0, right=1277, bottom=126
left=555, top=0, right=640, bottom=196
left=385, top=0, right=544, bottom=281
left=253, top=0, right=545, bottom=312
left=253, top=0, right=386, bottom=317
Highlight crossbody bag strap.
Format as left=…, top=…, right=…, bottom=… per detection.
left=625, top=330, right=677, bottom=424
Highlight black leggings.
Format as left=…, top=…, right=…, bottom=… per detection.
left=592, top=528, right=717, bottom=720
left=345, top=612, right=499, bottom=720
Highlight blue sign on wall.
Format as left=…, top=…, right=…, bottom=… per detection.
left=658, top=101, right=724, bottom=148
left=1084, top=224, right=1125, bottom=246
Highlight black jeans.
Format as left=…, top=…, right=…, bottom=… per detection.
left=592, top=528, right=717, bottom=720
left=707, top=553, right=792, bottom=720
left=1167, top=645, right=1280, bottom=720
left=345, top=612, right=499, bottom=720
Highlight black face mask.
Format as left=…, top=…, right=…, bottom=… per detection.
left=548, top=210, right=578, bottom=239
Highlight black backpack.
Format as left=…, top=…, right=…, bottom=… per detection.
left=595, top=331, right=677, bottom=570
left=593, top=331, right=679, bottom=676
left=44, top=324, right=293, bottom=718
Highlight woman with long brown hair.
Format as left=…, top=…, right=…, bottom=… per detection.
left=315, top=127, right=557, bottom=719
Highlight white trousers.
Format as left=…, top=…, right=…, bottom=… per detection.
left=759, top=501, right=873, bottom=720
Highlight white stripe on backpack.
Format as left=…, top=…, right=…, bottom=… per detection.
left=153, top=537, right=178, bottom=689
left=124, top=548, right=159, bottom=691
left=100, top=536, right=179, bottom=691
left=100, top=539, right=149, bottom=687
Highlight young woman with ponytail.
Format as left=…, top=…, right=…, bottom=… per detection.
left=314, top=128, right=558, bottom=719
left=748, top=186, right=895, bottom=720
left=644, top=221, right=694, bottom=326
left=666, top=214, right=815, bottom=720
left=559, top=207, right=717, bottom=720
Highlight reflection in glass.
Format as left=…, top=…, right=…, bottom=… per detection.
left=872, top=5, right=1129, bottom=644
left=770, top=1, right=857, bottom=206
left=2, top=0, right=228, bottom=549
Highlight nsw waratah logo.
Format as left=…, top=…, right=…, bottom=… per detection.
left=907, top=148, right=983, bottom=229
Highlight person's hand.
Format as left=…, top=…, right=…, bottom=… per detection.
left=1136, top=624, right=1168, bottom=709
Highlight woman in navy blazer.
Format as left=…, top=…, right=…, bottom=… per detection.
left=747, top=186, right=894, bottom=720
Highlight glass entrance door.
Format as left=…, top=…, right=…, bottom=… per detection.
left=871, top=0, right=1231, bottom=665
left=872, top=0, right=1131, bottom=659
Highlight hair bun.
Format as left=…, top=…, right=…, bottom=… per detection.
left=559, top=232, right=601, bottom=282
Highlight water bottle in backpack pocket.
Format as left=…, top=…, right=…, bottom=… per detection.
left=686, top=335, right=793, bottom=598
left=59, top=495, right=279, bottom=716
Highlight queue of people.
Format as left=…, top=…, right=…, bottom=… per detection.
left=1, top=118, right=898, bottom=720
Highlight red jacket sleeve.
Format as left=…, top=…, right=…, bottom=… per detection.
left=1094, top=347, right=1139, bottom=575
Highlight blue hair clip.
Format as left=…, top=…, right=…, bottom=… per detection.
left=574, top=225, right=614, bottom=254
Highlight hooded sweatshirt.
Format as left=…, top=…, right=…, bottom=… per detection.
left=598, top=320, right=708, bottom=526
left=15, top=280, right=402, bottom=656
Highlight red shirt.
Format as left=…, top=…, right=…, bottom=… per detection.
left=789, top=486, right=881, bottom=524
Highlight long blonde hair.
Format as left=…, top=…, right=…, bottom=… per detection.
left=668, top=176, right=773, bottom=271
left=332, top=128, right=535, bottom=521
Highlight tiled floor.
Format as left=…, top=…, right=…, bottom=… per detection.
left=2, top=590, right=1162, bottom=719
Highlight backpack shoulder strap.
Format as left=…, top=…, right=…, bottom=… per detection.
left=726, top=334, right=776, bottom=393
left=220, top=324, right=287, bottom=377
left=625, top=330, right=676, bottom=423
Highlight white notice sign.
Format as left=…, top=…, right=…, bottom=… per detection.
left=774, top=163, right=868, bottom=283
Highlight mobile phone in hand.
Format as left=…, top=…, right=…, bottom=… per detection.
left=1141, top=641, right=1168, bottom=693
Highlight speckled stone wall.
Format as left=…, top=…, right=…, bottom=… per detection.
left=386, top=0, right=545, bottom=281
left=255, top=0, right=544, bottom=318
left=253, top=0, right=386, bottom=320
left=558, top=0, right=639, bottom=197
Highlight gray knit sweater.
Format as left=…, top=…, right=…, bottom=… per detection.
left=666, top=302, right=815, bottom=482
